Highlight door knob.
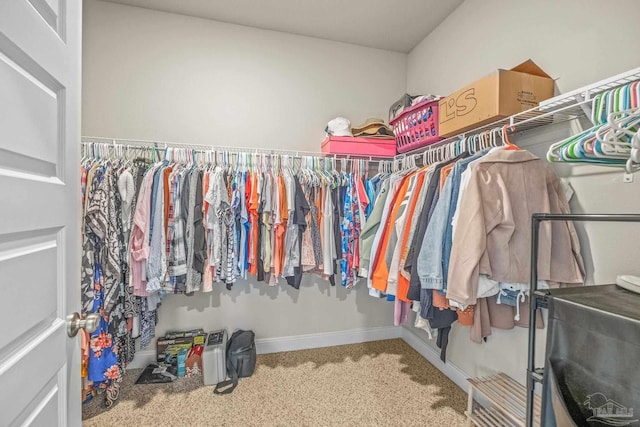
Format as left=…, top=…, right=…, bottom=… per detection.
left=66, top=312, right=100, bottom=337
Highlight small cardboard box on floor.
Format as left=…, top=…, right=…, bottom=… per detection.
left=156, top=329, right=207, bottom=377
left=438, top=60, right=554, bottom=137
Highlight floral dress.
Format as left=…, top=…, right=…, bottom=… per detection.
left=340, top=174, right=356, bottom=287
left=82, top=166, right=131, bottom=408
left=337, top=173, right=365, bottom=288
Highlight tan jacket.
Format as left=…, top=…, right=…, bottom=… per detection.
left=447, top=149, right=584, bottom=306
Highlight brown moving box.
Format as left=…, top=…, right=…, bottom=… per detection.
left=438, top=60, right=554, bottom=137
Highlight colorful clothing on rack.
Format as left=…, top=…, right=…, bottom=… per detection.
left=358, top=146, right=585, bottom=363
left=80, top=147, right=404, bottom=409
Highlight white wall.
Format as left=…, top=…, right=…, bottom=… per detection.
left=82, top=0, right=407, bottom=349
left=406, top=0, right=640, bottom=385
left=82, top=0, right=406, bottom=149
left=408, top=0, right=640, bottom=97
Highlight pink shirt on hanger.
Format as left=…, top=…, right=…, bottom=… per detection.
left=129, top=167, right=156, bottom=297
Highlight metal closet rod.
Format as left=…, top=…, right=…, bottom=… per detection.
left=81, top=136, right=391, bottom=162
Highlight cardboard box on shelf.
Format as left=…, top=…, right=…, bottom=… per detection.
left=438, top=60, right=554, bottom=137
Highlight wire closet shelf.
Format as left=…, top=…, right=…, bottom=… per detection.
left=80, top=136, right=392, bottom=162
left=395, top=66, right=640, bottom=162
left=80, top=136, right=401, bottom=176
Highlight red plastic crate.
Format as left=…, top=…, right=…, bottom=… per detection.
left=391, top=99, right=442, bottom=153
left=321, top=136, right=396, bottom=157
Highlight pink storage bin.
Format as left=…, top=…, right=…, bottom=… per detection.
left=391, top=99, right=442, bottom=153
left=321, top=136, right=396, bottom=157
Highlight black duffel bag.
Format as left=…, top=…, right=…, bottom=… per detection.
left=214, top=330, right=256, bottom=394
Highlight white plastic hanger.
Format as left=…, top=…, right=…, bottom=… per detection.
left=626, top=133, right=640, bottom=172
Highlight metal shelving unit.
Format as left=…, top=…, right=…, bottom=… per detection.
left=467, top=374, right=541, bottom=427
left=525, top=213, right=640, bottom=427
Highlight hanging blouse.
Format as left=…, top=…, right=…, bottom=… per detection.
left=285, top=177, right=310, bottom=289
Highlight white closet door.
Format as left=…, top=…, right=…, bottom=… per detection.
left=0, top=0, right=81, bottom=426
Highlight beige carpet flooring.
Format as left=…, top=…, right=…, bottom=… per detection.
left=82, top=339, right=468, bottom=426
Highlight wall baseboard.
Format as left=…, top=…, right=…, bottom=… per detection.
left=255, top=326, right=402, bottom=354
left=127, top=326, right=403, bottom=370
left=401, top=327, right=469, bottom=392
left=128, top=349, right=158, bottom=370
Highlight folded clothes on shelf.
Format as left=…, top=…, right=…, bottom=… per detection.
left=351, top=118, right=395, bottom=139
left=389, top=93, right=440, bottom=121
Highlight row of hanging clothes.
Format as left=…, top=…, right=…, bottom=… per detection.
left=361, top=126, right=586, bottom=362
left=79, top=139, right=391, bottom=407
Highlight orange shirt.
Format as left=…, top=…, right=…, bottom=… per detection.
left=248, top=172, right=259, bottom=276
left=396, top=172, right=426, bottom=301
left=274, top=174, right=288, bottom=275
left=371, top=174, right=413, bottom=292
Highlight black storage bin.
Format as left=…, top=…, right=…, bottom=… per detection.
left=542, top=285, right=640, bottom=426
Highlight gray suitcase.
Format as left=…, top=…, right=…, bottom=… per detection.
left=202, top=329, right=227, bottom=386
